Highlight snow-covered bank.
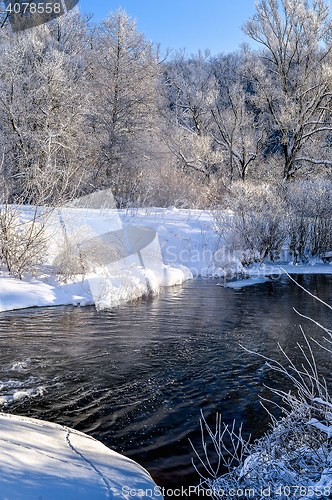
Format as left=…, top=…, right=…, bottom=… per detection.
left=120, top=207, right=332, bottom=276
left=0, top=274, right=93, bottom=312
left=0, top=264, right=193, bottom=313
left=0, top=413, right=160, bottom=500
left=0, top=206, right=194, bottom=313
left=218, top=262, right=332, bottom=288
left=0, top=206, right=332, bottom=313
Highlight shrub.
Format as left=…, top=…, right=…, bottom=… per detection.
left=214, top=180, right=332, bottom=266
left=284, top=180, right=332, bottom=262
left=121, top=166, right=227, bottom=209
left=0, top=203, right=49, bottom=279
left=52, top=222, right=123, bottom=281
left=214, top=183, right=287, bottom=266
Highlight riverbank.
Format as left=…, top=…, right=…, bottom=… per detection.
left=0, top=207, right=332, bottom=313
left=120, top=207, right=332, bottom=277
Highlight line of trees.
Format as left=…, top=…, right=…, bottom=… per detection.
left=0, top=0, right=331, bottom=208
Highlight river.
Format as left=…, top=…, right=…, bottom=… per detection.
left=0, top=274, right=331, bottom=496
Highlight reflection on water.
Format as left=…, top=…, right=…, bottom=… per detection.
left=0, top=274, right=331, bottom=493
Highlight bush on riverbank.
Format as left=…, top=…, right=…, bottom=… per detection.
left=214, top=180, right=332, bottom=265
left=0, top=203, right=50, bottom=279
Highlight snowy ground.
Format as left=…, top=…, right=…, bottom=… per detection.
left=0, top=413, right=161, bottom=500
left=0, top=206, right=332, bottom=313
left=120, top=206, right=332, bottom=277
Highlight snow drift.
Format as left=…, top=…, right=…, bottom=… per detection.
left=0, top=412, right=161, bottom=500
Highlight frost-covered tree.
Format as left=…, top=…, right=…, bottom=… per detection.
left=0, top=22, right=91, bottom=204
left=210, top=52, right=264, bottom=181
left=88, top=9, right=161, bottom=203
left=161, top=50, right=223, bottom=178
left=242, top=0, right=332, bottom=180
left=47, top=8, right=93, bottom=55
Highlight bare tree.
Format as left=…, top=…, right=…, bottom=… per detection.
left=210, top=52, right=264, bottom=181
left=242, top=0, right=332, bottom=180
left=161, top=50, right=223, bottom=178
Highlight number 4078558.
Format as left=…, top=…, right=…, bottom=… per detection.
left=5, top=3, right=61, bottom=14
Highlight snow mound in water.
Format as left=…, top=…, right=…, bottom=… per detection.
left=0, top=413, right=161, bottom=500
left=160, top=264, right=193, bottom=286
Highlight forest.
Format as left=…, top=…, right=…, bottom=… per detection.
left=0, top=0, right=331, bottom=210
left=0, top=0, right=331, bottom=279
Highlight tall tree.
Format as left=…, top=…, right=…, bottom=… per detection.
left=210, top=52, right=264, bottom=181
left=0, top=23, right=90, bottom=203
left=88, top=9, right=160, bottom=203
left=161, top=50, right=223, bottom=178
left=243, top=0, right=332, bottom=180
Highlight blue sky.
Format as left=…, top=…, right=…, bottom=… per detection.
left=76, top=0, right=258, bottom=56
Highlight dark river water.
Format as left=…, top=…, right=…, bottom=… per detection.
left=0, top=274, right=331, bottom=496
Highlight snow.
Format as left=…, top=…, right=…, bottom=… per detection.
left=121, top=207, right=228, bottom=278
left=160, top=264, right=193, bottom=286
left=313, top=398, right=332, bottom=409
left=217, top=276, right=270, bottom=288
left=308, top=418, right=332, bottom=438
left=1, top=206, right=332, bottom=313
left=0, top=274, right=95, bottom=312
left=0, top=413, right=160, bottom=500
left=120, top=207, right=332, bottom=284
